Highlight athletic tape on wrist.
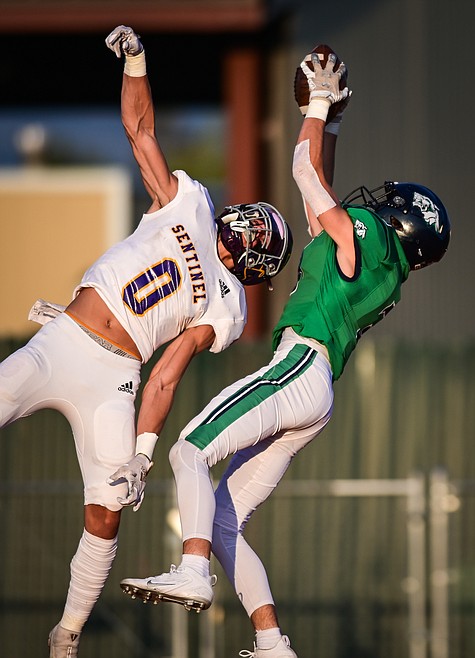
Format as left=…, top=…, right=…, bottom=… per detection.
left=292, top=139, right=336, bottom=217
left=306, top=97, right=330, bottom=121
left=124, top=50, right=146, bottom=77
left=135, top=432, right=158, bottom=461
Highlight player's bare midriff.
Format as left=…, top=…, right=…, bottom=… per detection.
left=65, top=287, right=141, bottom=360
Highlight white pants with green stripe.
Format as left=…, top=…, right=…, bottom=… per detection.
left=170, top=328, right=334, bottom=616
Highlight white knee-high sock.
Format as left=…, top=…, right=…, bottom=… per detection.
left=60, top=529, right=118, bottom=633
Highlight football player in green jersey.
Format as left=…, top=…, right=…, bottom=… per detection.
left=120, top=51, right=450, bottom=657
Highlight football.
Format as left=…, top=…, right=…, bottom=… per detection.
left=294, top=44, right=349, bottom=122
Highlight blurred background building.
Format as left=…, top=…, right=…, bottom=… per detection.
left=1, top=1, right=474, bottom=657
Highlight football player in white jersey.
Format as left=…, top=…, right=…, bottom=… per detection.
left=0, top=26, right=291, bottom=658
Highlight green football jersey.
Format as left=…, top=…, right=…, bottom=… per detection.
left=272, top=206, right=410, bottom=380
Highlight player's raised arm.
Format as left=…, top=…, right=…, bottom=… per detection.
left=105, top=26, right=178, bottom=212
left=292, top=49, right=356, bottom=276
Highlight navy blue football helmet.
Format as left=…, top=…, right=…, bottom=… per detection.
left=343, top=182, right=451, bottom=270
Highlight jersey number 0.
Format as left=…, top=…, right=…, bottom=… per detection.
left=122, top=259, right=182, bottom=316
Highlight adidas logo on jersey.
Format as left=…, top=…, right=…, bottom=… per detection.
left=118, top=381, right=134, bottom=395
left=219, top=279, right=230, bottom=298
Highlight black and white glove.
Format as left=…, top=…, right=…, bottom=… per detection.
left=108, top=453, right=152, bottom=512
left=300, top=53, right=349, bottom=122
left=105, top=25, right=144, bottom=58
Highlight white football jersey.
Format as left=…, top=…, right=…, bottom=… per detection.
left=75, top=170, right=247, bottom=363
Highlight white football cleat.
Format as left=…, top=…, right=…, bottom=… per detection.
left=48, top=624, right=81, bottom=658
left=120, top=564, right=217, bottom=612
left=239, top=635, right=298, bottom=658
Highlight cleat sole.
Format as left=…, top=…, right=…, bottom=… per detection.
left=121, top=583, right=209, bottom=612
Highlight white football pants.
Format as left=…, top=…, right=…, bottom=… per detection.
left=170, top=329, right=334, bottom=616
left=0, top=312, right=141, bottom=509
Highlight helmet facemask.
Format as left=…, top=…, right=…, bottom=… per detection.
left=216, top=203, right=293, bottom=286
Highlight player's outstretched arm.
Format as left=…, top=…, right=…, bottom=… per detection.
left=105, top=26, right=178, bottom=212
left=107, top=324, right=215, bottom=512
left=292, top=52, right=355, bottom=274
left=136, top=325, right=216, bottom=438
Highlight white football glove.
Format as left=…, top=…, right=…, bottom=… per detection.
left=105, top=25, right=144, bottom=58
left=107, top=453, right=152, bottom=512
left=300, top=52, right=349, bottom=106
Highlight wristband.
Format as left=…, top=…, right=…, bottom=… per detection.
left=306, top=96, right=330, bottom=121
left=135, top=432, right=158, bottom=461
left=124, top=50, right=146, bottom=77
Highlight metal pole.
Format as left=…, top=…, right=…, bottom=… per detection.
left=199, top=603, right=217, bottom=658
left=406, top=472, right=428, bottom=658
left=429, top=468, right=451, bottom=658
left=166, top=507, right=189, bottom=658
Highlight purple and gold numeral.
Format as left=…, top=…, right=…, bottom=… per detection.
left=122, top=259, right=182, bottom=315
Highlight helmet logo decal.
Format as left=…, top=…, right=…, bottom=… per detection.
left=392, top=195, right=405, bottom=207
left=244, top=264, right=267, bottom=280
left=354, top=219, right=367, bottom=238
left=413, top=192, right=441, bottom=232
